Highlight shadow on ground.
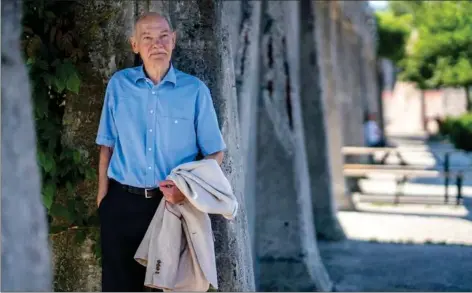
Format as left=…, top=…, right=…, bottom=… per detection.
left=318, top=239, right=472, bottom=292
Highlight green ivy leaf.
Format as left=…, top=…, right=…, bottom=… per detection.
left=26, top=57, right=36, bottom=65
left=42, top=183, right=55, bottom=209
left=75, top=230, right=87, bottom=245
left=66, top=181, right=74, bottom=196
left=41, top=73, right=55, bottom=86
left=50, top=203, right=71, bottom=221
left=72, top=151, right=81, bottom=164
left=36, top=59, right=49, bottom=70
left=37, top=150, right=46, bottom=169
left=42, top=155, right=55, bottom=173
left=54, top=77, right=66, bottom=93
left=34, top=96, right=49, bottom=119
left=66, top=71, right=81, bottom=94
left=85, top=168, right=96, bottom=180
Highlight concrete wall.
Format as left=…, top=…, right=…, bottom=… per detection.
left=383, top=83, right=468, bottom=135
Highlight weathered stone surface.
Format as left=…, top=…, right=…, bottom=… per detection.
left=1, top=1, right=52, bottom=291
left=299, top=0, right=345, bottom=241
left=167, top=0, right=255, bottom=291
left=228, top=0, right=262, bottom=286
left=329, top=3, right=357, bottom=211
left=55, top=1, right=136, bottom=291
left=256, top=1, right=332, bottom=291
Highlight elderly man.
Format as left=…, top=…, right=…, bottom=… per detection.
left=95, top=12, right=226, bottom=291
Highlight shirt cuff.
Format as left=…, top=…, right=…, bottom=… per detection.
left=200, top=139, right=227, bottom=157
left=96, top=136, right=115, bottom=147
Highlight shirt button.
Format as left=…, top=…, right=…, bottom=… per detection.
left=148, top=148, right=152, bottom=151
left=148, top=166, right=152, bottom=170
left=174, top=120, right=178, bottom=124
left=152, top=91, right=156, bottom=94
left=150, top=110, right=154, bottom=114
left=149, top=129, right=153, bottom=132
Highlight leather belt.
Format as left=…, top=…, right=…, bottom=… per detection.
left=110, top=179, right=162, bottom=198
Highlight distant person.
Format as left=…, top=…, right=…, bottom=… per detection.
left=364, top=113, right=385, bottom=148
left=364, top=113, right=388, bottom=164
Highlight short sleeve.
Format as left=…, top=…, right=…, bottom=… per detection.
left=95, top=81, right=117, bottom=147
left=195, top=82, right=227, bottom=156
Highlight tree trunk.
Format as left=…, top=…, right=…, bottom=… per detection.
left=1, top=1, right=52, bottom=290
left=420, top=90, right=427, bottom=132
left=376, top=58, right=386, bottom=142
left=465, top=85, right=471, bottom=112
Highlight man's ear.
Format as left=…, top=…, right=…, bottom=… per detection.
left=172, top=31, right=177, bottom=50
left=130, top=36, right=139, bottom=54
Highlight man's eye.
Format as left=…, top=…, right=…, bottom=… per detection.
left=144, top=36, right=151, bottom=40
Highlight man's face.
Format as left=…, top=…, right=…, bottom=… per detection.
left=131, top=15, right=176, bottom=67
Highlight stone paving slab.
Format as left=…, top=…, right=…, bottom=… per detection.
left=319, top=239, right=472, bottom=292
left=319, top=134, right=472, bottom=291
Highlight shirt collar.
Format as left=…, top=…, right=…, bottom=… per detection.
left=134, top=63, right=177, bottom=87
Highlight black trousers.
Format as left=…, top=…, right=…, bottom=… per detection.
left=99, top=180, right=163, bottom=292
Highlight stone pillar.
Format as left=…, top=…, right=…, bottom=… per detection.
left=167, top=1, right=255, bottom=291
left=346, top=25, right=366, bottom=148
left=228, top=0, right=263, bottom=286
left=56, top=1, right=136, bottom=291
left=330, top=2, right=355, bottom=210
left=356, top=35, right=369, bottom=118
left=256, top=1, right=332, bottom=291
left=299, top=0, right=345, bottom=241
left=1, top=1, right=52, bottom=290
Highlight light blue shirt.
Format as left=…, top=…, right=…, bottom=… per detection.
left=96, top=64, right=226, bottom=188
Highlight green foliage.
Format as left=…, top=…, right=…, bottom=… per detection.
left=375, top=11, right=412, bottom=63
left=22, top=0, right=98, bottom=246
left=397, top=1, right=472, bottom=99
left=388, top=0, right=424, bottom=18
left=438, top=116, right=455, bottom=137
left=439, top=113, right=472, bottom=152
left=411, top=2, right=472, bottom=88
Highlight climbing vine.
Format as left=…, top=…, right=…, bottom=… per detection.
left=22, top=0, right=99, bottom=247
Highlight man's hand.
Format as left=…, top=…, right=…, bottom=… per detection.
left=97, top=192, right=106, bottom=208
left=159, top=180, right=186, bottom=204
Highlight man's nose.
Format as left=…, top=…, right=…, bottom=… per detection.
left=152, top=38, right=163, bottom=46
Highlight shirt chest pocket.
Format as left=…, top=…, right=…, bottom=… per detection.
left=158, top=107, right=197, bottom=155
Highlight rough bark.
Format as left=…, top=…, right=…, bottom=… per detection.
left=1, top=1, right=53, bottom=291
left=255, top=1, right=332, bottom=291
left=300, top=0, right=345, bottom=241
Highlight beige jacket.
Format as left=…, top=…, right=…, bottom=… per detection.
left=134, top=159, right=238, bottom=292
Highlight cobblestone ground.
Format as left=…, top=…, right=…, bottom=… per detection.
left=320, top=134, right=472, bottom=292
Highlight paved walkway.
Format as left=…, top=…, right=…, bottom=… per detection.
left=319, top=134, right=472, bottom=291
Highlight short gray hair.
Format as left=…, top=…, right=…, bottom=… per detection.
left=132, top=12, right=174, bottom=37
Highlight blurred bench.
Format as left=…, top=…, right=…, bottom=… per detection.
left=342, top=146, right=468, bottom=205
left=343, top=163, right=465, bottom=205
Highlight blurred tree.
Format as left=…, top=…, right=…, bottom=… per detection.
left=401, top=1, right=472, bottom=110
left=388, top=0, right=423, bottom=18
left=375, top=10, right=412, bottom=63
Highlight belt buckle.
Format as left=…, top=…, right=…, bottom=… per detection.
left=144, top=189, right=152, bottom=199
